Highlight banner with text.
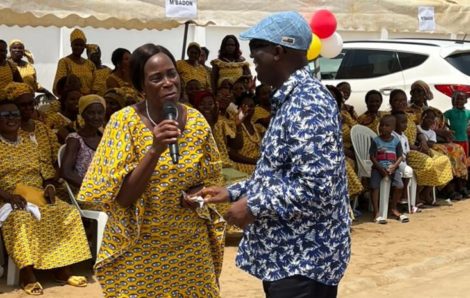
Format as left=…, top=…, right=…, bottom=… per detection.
left=165, top=0, right=197, bottom=19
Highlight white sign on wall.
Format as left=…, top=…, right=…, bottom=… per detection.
left=418, top=6, right=435, bottom=31
left=165, top=0, right=197, bottom=19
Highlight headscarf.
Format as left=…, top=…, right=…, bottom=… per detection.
left=4, top=82, right=34, bottom=101
left=8, top=39, right=34, bottom=64
left=78, top=94, right=106, bottom=115
left=104, top=88, right=127, bottom=108
left=411, top=80, right=433, bottom=100
left=191, top=90, right=214, bottom=108
left=70, top=28, right=87, bottom=43
left=86, top=44, right=99, bottom=59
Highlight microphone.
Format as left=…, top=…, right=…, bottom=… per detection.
left=163, top=101, right=179, bottom=164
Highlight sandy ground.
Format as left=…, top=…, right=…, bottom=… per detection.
left=1, top=199, right=470, bottom=297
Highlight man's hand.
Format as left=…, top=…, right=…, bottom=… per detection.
left=224, top=197, right=255, bottom=229
left=196, top=186, right=230, bottom=204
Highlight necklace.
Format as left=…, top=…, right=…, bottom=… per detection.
left=0, top=134, right=22, bottom=146
left=145, top=100, right=179, bottom=127
left=241, top=122, right=261, bottom=143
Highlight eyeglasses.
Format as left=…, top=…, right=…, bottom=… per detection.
left=0, top=111, right=21, bottom=119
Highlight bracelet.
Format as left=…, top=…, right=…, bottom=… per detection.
left=45, top=184, right=56, bottom=192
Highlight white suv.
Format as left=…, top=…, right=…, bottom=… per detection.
left=318, top=39, right=470, bottom=114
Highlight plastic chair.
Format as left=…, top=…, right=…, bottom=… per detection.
left=58, top=145, right=108, bottom=260
left=350, top=125, right=392, bottom=220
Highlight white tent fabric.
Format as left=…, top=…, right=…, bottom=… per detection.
left=0, top=0, right=469, bottom=32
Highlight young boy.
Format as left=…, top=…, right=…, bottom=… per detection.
left=444, top=91, right=470, bottom=156
left=369, top=115, right=408, bottom=223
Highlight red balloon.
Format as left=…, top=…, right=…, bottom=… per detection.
left=309, top=9, right=337, bottom=39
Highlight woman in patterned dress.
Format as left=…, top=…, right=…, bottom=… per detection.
left=211, top=35, right=251, bottom=93
left=357, top=90, right=388, bottom=132
left=176, top=42, right=211, bottom=92
left=53, top=29, right=95, bottom=96
left=0, top=97, right=91, bottom=295
left=8, top=39, right=52, bottom=96
left=60, top=95, right=105, bottom=190
left=78, top=44, right=225, bottom=298
left=0, top=39, right=23, bottom=90
left=252, top=83, right=271, bottom=128
left=228, top=92, right=265, bottom=175
left=4, top=82, right=59, bottom=166
left=105, top=48, right=132, bottom=89
left=87, top=44, right=111, bottom=96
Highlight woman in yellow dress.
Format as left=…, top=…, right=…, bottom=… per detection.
left=5, top=82, right=59, bottom=166
left=53, top=29, right=95, bottom=96
left=357, top=90, right=388, bottom=132
left=252, top=83, right=271, bottom=128
left=0, top=97, right=91, bottom=295
left=8, top=39, right=52, bottom=96
left=105, top=48, right=132, bottom=89
left=176, top=42, right=211, bottom=92
left=228, top=92, right=265, bottom=175
left=78, top=44, right=225, bottom=298
left=211, top=35, right=251, bottom=93
left=0, top=39, right=23, bottom=89
left=86, top=44, right=111, bottom=96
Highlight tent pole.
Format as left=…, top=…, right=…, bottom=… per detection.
left=182, top=21, right=190, bottom=60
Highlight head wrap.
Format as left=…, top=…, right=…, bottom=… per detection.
left=4, top=82, right=34, bottom=101
left=411, top=80, right=433, bottom=100
left=104, top=88, right=127, bottom=108
left=116, top=87, right=143, bottom=104
left=70, top=28, right=87, bottom=43
left=8, top=39, right=34, bottom=64
left=79, top=94, right=106, bottom=115
left=192, top=90, right=214, bottom=108
left=86, top=44, right=100, bottom=58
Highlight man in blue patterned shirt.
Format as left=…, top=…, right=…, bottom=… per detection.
left=199, top=11, right=351, bottom=298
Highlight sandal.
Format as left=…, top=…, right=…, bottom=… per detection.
left=396, top=214, right=409, bottom=223
left=22, top=282, right=43, bottom=295
left=55, top=275, right=87, bottom=287
left=374, top=216, right=387, bottom=224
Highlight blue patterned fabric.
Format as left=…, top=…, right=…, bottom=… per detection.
left=227, top=66, right=351, bottom=286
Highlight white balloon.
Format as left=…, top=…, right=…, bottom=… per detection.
left=320, top=32, right=343, bottom=58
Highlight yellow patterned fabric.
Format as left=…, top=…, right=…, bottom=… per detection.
left=404, top=114, right=418, bottom=144
left=176, top=60, right=211, bottom=90
left=106, top=72, right=132, bottom=89
left=92, top=67, right=112, bottom=96
left=0, top=61, right=18, bottom=89
left=213, top=115, right=236, bottom=168
left=252, top=106, right=270, bottom=126
left=53, top=57, right=96, bottom=95
left=44, top=112, right=72, bottom=132
left=19, top=120, right=60, bottom=164
left=346, top=157, right=363, bottom=198
left=70, top=28, right=86, bottom=43
left=10, top=61, right=39, bottom=91
left=78, top=106, right=225, bottom=298
left=357, top=111, right=388, bottom=132
left=232, top=122, right=265, bottom=175
left=433, top=143, right=468, bottom=179
left=210, top=59, right=249, bottom=83
left=0, top=137, right=91, bottom=270
left=341, top=110, right=357, bottom=150
left=4, top=81, right=32, bottom=100
left=407, top=149, right=453, bottom=186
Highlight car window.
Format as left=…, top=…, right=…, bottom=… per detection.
left=397, top=52, right=428, bottom=70
left=335, top=49, right=401, bottom=79
left=318, top=51, right=345, bottom=80
left=445, top=52, right=470, bottom=76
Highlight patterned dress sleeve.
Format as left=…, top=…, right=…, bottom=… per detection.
left=78, top=109, right=138, bottom=207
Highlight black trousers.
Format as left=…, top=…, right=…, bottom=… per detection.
left=263, top=275, right=338, bottom=298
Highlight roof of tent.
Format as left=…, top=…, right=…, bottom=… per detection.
left=1, top=0, right=469, bottom=33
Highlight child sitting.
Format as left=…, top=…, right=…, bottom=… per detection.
left=369, top=115, right=408, bottom=223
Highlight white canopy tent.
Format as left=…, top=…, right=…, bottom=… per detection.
left=1, top=0, right=470, bottom=33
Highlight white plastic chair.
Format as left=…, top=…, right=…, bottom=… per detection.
left=350, top=125, right=392, bottom=220
left=58, top=145, right=108, bottom=260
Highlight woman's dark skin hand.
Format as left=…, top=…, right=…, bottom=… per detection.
left=7, top=194, right=27, bottom=210
left=150, top=119, right=181, bottom=156
left=181, top=185, right=204, bottom=209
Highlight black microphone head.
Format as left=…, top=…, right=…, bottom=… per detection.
left=163, top=101, right=178, bottom=120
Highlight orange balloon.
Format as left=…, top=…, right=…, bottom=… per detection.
left=307, top=34, right=322, bottom=60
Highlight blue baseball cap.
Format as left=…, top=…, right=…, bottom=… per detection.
left=240, top=11, right=312, bottom=51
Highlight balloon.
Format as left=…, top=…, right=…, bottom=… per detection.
left=307, top=34, right=322, bottom=60
left=320, top=32, right=343, bottom=58
left=309, top=9, right=337, bottom=39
